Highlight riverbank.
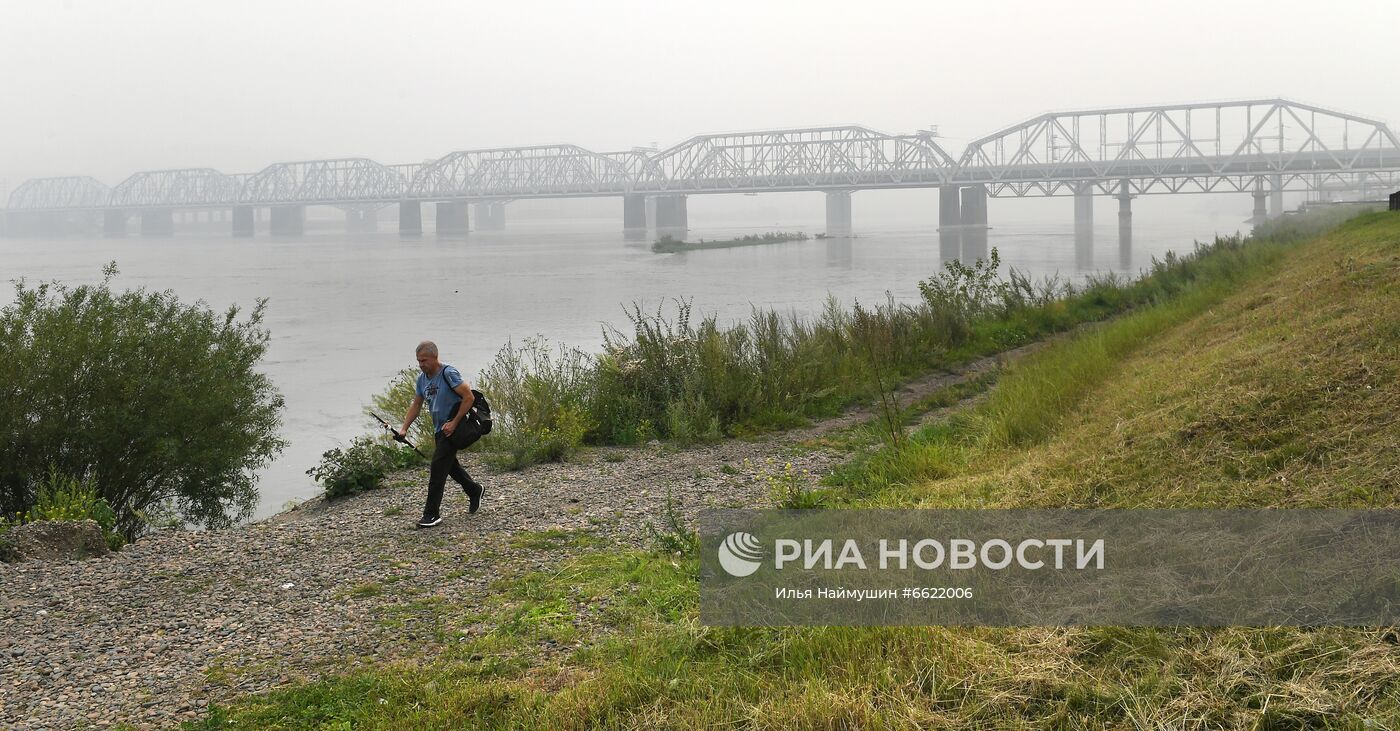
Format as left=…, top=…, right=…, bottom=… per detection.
left=181, top=211, right=1399, bottom=728
left=0, top=338, right=1036, bottom=731
left=6, top=209, right=1392, bottom=729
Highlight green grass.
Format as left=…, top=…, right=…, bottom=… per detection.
left=346, top=582, right=384, bottom=599
left=189, top=548, right=696, bottom=730
left=192, top=209, right=1400, bottom=729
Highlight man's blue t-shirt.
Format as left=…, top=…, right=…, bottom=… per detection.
left=416, top=365, right=464, bottom=432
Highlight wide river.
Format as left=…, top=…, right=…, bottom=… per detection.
left=1, top=200, right=1249, bottom=519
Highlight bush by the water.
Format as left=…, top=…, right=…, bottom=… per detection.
left=306, top=436, right=422, bottom=499
left=0, top=264, right=285, bottom=540
left=5, top=468, right=126, bottom=551
left=475, top=337, right=594, bottom=469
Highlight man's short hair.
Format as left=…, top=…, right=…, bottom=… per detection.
left=415, top=340, right=438, bottom=356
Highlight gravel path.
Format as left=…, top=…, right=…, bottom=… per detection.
left=0, top=348, right=1026, bottom=730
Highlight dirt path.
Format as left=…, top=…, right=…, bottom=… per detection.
left=0, top=343, right=1045, bottom=730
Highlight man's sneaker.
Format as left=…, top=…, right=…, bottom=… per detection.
left=465, top=481, right=484, bottom=514
left=416, top=515, right=443, bottom=529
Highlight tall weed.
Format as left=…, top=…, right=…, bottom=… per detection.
left=22, top=467, right=125, bottom=550
left=477, top=337, right=595, bottom=469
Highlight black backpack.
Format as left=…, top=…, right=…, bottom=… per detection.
left=464, top=388, right=493, bottom=435
left=443, top=381, right=493, bottom=449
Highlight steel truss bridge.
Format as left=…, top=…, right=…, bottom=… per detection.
left=5, top=98, right=1399, bottom=237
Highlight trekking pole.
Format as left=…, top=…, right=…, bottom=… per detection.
left=372, top=413, right=427, bottom=458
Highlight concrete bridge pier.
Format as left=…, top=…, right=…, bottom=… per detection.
left=1116, top=180, right=1132, bottom=243
left=1269, top=174, right=1284, bottom=216
left=140, top=209, right=174, bottom=237
left=475, top=202, right=506, bottom=231
left=1117, top=180, right=1133, bottom=270
left=269, top=206, right=305, bottom=236
left=959, top=184, right=988, bottom=228
left=1073, top=184, right=1094, bottom=236
left=959, top=185, right=989, bottom=262
left=938, top=185, right=962, bottom=229
left=103, top=210, right=127, bottom=237
left=1069, top=184, right=1093, bottom=270
left=399, top=202, right=422, bottom=235
left=654, top=194, right=688, bottom=237
left=825, top=191, right=852, bottom=236
left=436, top=201, right=469, bottom=235
left=623, top=194, right=647, bottom=233
left=232, top=206, right=256, bottom=237
left=937, top=185, right=962, bottom=261
left=1252, top=188, right=1268, bottom=227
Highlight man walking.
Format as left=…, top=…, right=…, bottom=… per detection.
left=396, top=340, right=484, bottom=528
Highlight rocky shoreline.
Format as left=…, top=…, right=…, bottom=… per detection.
left=0, top=348, right=1018, bottom=731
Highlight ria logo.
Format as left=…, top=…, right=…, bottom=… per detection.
left=718, top=532, right=764, bottom=577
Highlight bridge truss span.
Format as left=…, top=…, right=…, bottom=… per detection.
left=108, top=168, right=241, bottom=208
left=242, top=158, right=405, bottom=205
left=7, top=176, right=110, bottom=210
left=406, top=145, right=641, bottom=200
left=645, top=125, right=958, bottom=193
left=956, top=98, right=1400, bottom=196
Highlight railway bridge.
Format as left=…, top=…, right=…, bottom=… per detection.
left=5, top=99, right=1397, bottom=244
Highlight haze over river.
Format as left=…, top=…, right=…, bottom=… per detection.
left=1, top=196, right=1257, bottom=519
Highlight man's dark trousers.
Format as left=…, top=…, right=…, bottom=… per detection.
left=424, top=430, right=474, bottom=520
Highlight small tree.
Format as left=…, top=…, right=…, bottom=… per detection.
left=0, top=263, right=285, bottom=539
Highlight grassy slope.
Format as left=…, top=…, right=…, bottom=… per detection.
left=192, top=213, right=1400, bottom=730
left=868, top=212, right=1400, bottom=511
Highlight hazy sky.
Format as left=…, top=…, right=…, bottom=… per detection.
left=2, top=0, right=1396, bottom=187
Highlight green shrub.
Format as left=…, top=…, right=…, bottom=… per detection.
left=483, top=405, right=591, bottom=471
left=645, top=487, right=699, bottom=556
left=24, top=468, right=126, bottom=550
left=0, top=263, right=285, bottom=540
left=477, top=337, right=594, bottom=470
left=306, top=437, right=419, bottom=499
left=767, top=462, right=827, bottom=509
left=917, top=248, right=1005, bottom=344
